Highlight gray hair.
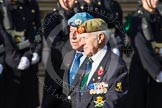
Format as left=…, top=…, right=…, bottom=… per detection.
left=90, top=29, right=113, bottom=44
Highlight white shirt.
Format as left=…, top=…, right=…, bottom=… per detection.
left=86, top=45, right=107, bottom=85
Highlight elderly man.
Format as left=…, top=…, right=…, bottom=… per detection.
left=75, top=18, right=128, bottom=108
left=63, top=12, right=93, bottom=88
left=60, top=12, right=93, bottom=108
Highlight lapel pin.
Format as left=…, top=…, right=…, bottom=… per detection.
left=93, top=78, right=95, bottom=81
left=89, top=83, right=94, bottom=89
left=98, top=66, right=104, bottom=76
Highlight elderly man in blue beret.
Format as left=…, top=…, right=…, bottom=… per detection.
left=60, top=12, right=94, bottom=107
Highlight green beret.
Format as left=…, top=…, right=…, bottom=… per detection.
left=77, top=18, right=108, bottom=34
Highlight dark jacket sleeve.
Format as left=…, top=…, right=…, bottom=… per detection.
left=43, top=11, right=60, bottom=40
left=111, top=0, right=123, bottom=24
left=104, top=58, right=128, bottom=108
left=0, top=25, right=21, bottom=69
left=128, top=15, right=162, bottom=80
left=135, top=32, right=162, bottom=79
left=0, top=31, right=5, bottom=66
left=31, top=0, right=43, bottom=55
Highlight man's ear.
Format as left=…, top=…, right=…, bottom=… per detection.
left=97, top=33, right=105, bottom=44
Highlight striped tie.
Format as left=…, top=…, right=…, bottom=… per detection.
left=80, top=58, right=93, bottom=90
left=69, top=53, right=83, bottom=87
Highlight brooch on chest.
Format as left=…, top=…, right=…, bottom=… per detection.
left=89, top=82, right=108, bottom=108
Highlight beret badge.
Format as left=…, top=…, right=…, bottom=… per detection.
left=77, top=26, right=86, bottom=34
left=75, top=19, right=82, bottom=26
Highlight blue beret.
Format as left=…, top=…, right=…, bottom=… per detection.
left=68, top=12, right=94, bottom=27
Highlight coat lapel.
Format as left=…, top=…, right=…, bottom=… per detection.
left=62, top=50, right=75, bottom=95
left=68, top=57, right=90, bottom=108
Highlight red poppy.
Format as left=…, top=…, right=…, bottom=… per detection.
left=98, top=67, right=104, bottom=76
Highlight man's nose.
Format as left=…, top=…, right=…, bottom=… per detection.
left=72, top=35, right=77, bottom=40
left=72, top=36, right=77, bottom=40
left=71, top=31, right=77, bottom=40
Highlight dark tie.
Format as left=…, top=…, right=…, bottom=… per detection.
left=69, top=53, right=83, bottom=86
left=80, top=58, right=93, bottom=90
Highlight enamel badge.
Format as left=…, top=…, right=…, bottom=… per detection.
left=97, top=66, right=104, bottom=76
left=115, top=81, right=123, bottom=92
left=94, top=96, right=105, bottom=107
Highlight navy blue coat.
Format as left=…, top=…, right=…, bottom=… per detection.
left=62, top=49, right=128, bottom=108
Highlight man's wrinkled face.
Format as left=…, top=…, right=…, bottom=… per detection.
left=79, top=33, right=98, bottom=57
left=69, top=26, right=82, bottom=50
left=59, top=0, right=75, bottom=10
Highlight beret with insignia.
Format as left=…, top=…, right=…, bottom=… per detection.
left=68, top=12, right=93, bottom=27
left=77, top=18, right=108, bottom=34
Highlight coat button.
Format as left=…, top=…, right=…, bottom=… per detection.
left=32, top=22, right=35, bottom=25
left=80, top=6, right=84, bottom=10
left=68, top=96, right=71, bottom=100
left=116, top=12, right=119, bottom=16
left=34, top=26, right=36, bottom=30
left=22, top=17, right=26, bottom=20
left=98, top=1, right=101, bottom=5
left=19, top=6, right=23, bottom=10
left=32, top=9, right=35, bottom=13
left=81, top=92, right=83, bottom=96
left=53, top=8, right=56, bottom=12
left=74, top=0, right=78, bottom=4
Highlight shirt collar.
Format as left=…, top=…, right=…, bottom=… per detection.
left=75, top=50, right=86, bottom=56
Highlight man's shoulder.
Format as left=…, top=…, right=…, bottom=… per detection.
left=132, top=14, right=141, bottom=22
left=44, top=8, right=60, bottom=20
left=109, top=52, right=127, bottom=67
left=43, top=8, right=62, bottom=35
left=62, top=50, right=75, bottom=68
left=64, top=50, right=75, bottom=58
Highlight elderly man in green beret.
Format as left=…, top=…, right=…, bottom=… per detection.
left=75, top=18, right=128, bottom=108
